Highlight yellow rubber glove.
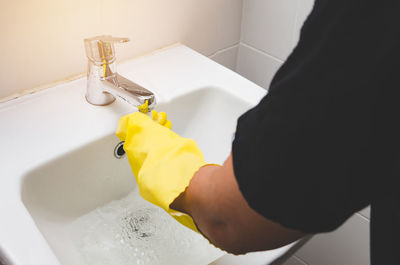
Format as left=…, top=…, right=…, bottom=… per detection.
left=116, top=110, right=205, bottom=232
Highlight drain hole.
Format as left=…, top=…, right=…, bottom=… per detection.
left=114, top=141, right=126, bottom=159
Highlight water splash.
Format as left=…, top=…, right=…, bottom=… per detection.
left=69, top=190, right=224, bottom=265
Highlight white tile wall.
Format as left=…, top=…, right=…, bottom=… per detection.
left=209, top=45, right=240, bottom=71
left=282, top=256, right=308, bottom=265
left=294, top=214, right=370, bottom=265
left=293, top=0, right=315, bottom=46
left=283, top=209, right=371, bottom=265
left=236, top=43, right=282, bottom=89
left=359, top=206, right=371, bottom=219
left=237, top=0, right=314, bottom=90
left=240, top=0, right=298, bottom=61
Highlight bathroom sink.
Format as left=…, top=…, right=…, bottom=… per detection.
left=20, top=87, right=249, bottom=265
left=0, top=45, right=299, bottom=265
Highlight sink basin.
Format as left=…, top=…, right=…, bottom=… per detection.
left=21, top=87, right=249, bottom=265
left=0, top=45, right=300, bottom=265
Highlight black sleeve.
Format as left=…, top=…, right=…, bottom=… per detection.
left=232, top=0, right=400, bottom=234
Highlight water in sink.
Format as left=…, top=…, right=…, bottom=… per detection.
left=69, top=188, right=224, bottom=265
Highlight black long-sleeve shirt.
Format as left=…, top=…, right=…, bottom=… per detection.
left=232, top=1, right=400, bottom=264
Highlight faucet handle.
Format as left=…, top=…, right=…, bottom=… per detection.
left=84, top=35, right=130, bottom=64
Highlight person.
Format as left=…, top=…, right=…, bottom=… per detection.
left=118, top=1, right=400, bottom=264
left=171, top=0, right=400, bottom=264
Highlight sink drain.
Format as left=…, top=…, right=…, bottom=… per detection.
left=114, top=141, right=126, bottom=159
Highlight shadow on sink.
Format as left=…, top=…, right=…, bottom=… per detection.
left=22, top=134, right=133, bottom=221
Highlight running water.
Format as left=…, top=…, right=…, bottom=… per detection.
left=69, top=189, right=224, bottom=265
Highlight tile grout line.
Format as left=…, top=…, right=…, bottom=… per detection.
left=0, top=73, right=85, bottom=104
left=239, top=42, right=285, bottom=63
left=356, top=212, right=370, bottom=222
left=208, top=43, right=240, bottom=58
left=293, top=255, right=310, bottom=265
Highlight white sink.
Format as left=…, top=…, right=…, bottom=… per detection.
left=0, top=45, right=298, bottom=265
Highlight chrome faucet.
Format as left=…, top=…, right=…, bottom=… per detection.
left=84, top=35, right=156, bottom=111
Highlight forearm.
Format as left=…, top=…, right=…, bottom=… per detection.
left=171, top=154, right=306, bottom=254
left=172, top=165, right=231, bottom=243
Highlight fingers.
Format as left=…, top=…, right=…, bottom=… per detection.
left=152, top=110, right=158, bottom=121
left=164, top=120, right=172, bottom=129
left=157, top=112, right=167, bottom=125
left=137, top=100, right=149, bottom=113
left=116, top=110, right=172, bottom=142
left=115, top=115, right=129, bottom=141
left=152, top=110, right=172, bottom=129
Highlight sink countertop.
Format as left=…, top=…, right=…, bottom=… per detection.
left=0, top=44, right=297, bottom=265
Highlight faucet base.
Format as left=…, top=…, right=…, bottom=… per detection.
left=85, top=92, right=115, bottom=106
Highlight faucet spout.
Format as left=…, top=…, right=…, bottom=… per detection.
left=101, top=74, right=156, bottom=109
left=84, top=35, right=156, bottom=111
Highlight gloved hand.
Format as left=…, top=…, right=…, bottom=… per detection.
left=116, top=110, right=206, bottom=232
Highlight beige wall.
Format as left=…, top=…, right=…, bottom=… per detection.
left=0, top=0, right=242, bottom=99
